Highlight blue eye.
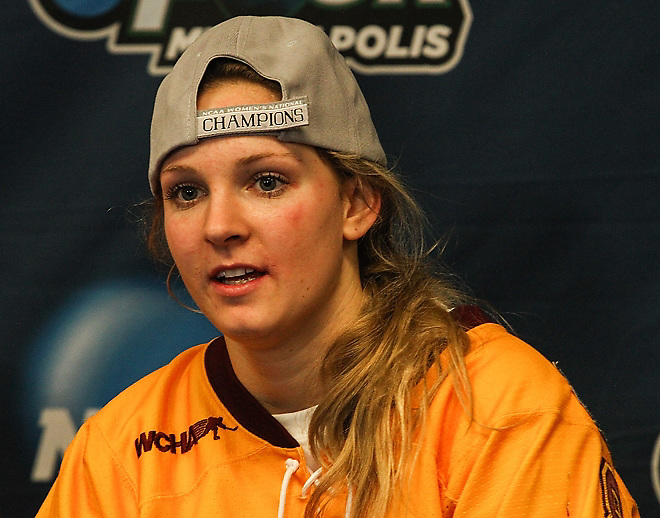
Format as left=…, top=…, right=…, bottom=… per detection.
left=253, top=173, right=288, bottom=195
left=164, top=183, right=204, bottom=207
left=258, top=176, right=278, bottom=191
left=179, top=186, right=199, bottom=201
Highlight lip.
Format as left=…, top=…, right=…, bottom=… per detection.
left=209, top=263, right=267, bottom=297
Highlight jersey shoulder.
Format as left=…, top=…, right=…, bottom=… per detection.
left=464, top=324, right=594, bottom=427
left=88, top=342, right=213, bottom=438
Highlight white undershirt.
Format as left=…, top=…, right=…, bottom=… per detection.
left=272, top=406, right=320, bottom=472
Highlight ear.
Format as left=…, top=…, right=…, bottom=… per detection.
left=342, top=179, right=381, bottom=241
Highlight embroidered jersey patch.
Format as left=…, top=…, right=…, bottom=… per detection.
left=135, top=416, right=238, bottom=458
left=600, top=457, right=624, bottom=517
left=197, top=97, right=309, bottom=138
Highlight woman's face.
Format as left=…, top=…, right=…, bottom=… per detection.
left=160, top=79, right=369, bottom=350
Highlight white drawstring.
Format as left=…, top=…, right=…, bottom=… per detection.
left=301, top=467, right=323, bottom=497
left=278, top=458, right=300, bottom=518
left=344, top=486, right=353, bottom=518
left=278, top=460, right=352, bottom=518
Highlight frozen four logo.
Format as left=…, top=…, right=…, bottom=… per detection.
left=28, top=0, right=472, bottom=75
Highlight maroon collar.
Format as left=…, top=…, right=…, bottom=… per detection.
left=204, top=306, right=489, bottom=446
left=205, top=337, right=298, bottom=448
left=450, top=305, right=492, bottom=330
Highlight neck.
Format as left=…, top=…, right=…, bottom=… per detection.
left=224, top=277, right=365, bottom=414
left=225, top=336, right=324, bottom=414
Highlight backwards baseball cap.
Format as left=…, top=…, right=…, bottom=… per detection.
left=148, top=16, right=386, bottom=194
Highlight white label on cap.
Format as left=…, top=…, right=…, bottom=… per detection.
left=197, top=97, right=309, bottom=138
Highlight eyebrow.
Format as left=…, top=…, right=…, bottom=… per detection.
left=235, top=150, right=304, bottom=167
left=160, top=164, right=195, bottom=177
left=161, top=150, right=304, bottom=177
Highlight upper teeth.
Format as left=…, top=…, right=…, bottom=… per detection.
left=219, top=268, right=255, bottom=278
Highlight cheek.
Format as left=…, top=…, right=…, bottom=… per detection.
left=282, top=203, right=305, bottom=227
left=289, top=179, right=343, bottom=229
left=164, top=214, right=199, bottom=263
left=273, top=193, right=344, bottom=256
left=281, top=195, right=338, bottom=236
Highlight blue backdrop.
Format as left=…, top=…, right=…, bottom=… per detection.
left=2, top=1, right=659, bottom=515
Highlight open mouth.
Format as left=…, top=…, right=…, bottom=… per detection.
left=214, top=268, right=265, bottom=285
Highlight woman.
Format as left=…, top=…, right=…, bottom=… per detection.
left=38, top=16, right=639, bottom=518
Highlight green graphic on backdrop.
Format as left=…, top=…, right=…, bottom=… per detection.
left=29, top=0, right=472, bottom=75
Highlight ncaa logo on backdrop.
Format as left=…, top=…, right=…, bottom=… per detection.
left=29, top=0, right=472, bottom=75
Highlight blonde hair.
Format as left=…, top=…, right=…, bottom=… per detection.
left=306, top=151, right=472, bottom=518
left=146, top=60, right=474, bottom=518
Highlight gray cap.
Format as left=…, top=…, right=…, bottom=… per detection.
left=149, top=16, right=386, bottom=194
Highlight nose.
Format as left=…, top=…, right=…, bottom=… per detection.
left=203, top=191, right=249, bottom=246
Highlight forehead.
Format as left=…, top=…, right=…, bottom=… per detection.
left=157, top=79, right=291, bottom=178
left=197, top=79, right=280, bottom=112
left=161, top=134, right=311, bottom=173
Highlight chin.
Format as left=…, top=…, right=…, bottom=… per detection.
left=213, top=319, right=274, bottom=343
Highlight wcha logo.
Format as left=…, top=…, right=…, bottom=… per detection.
left=28, top=0, right=472, bottom=76
left=135, top=416, right=238, bottom=458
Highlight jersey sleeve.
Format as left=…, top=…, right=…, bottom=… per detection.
left=442, top=407, right=640, bottom=517
left=435, top=324, right=640, bottom=517
left=36, top=419, right=138, bottom=518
